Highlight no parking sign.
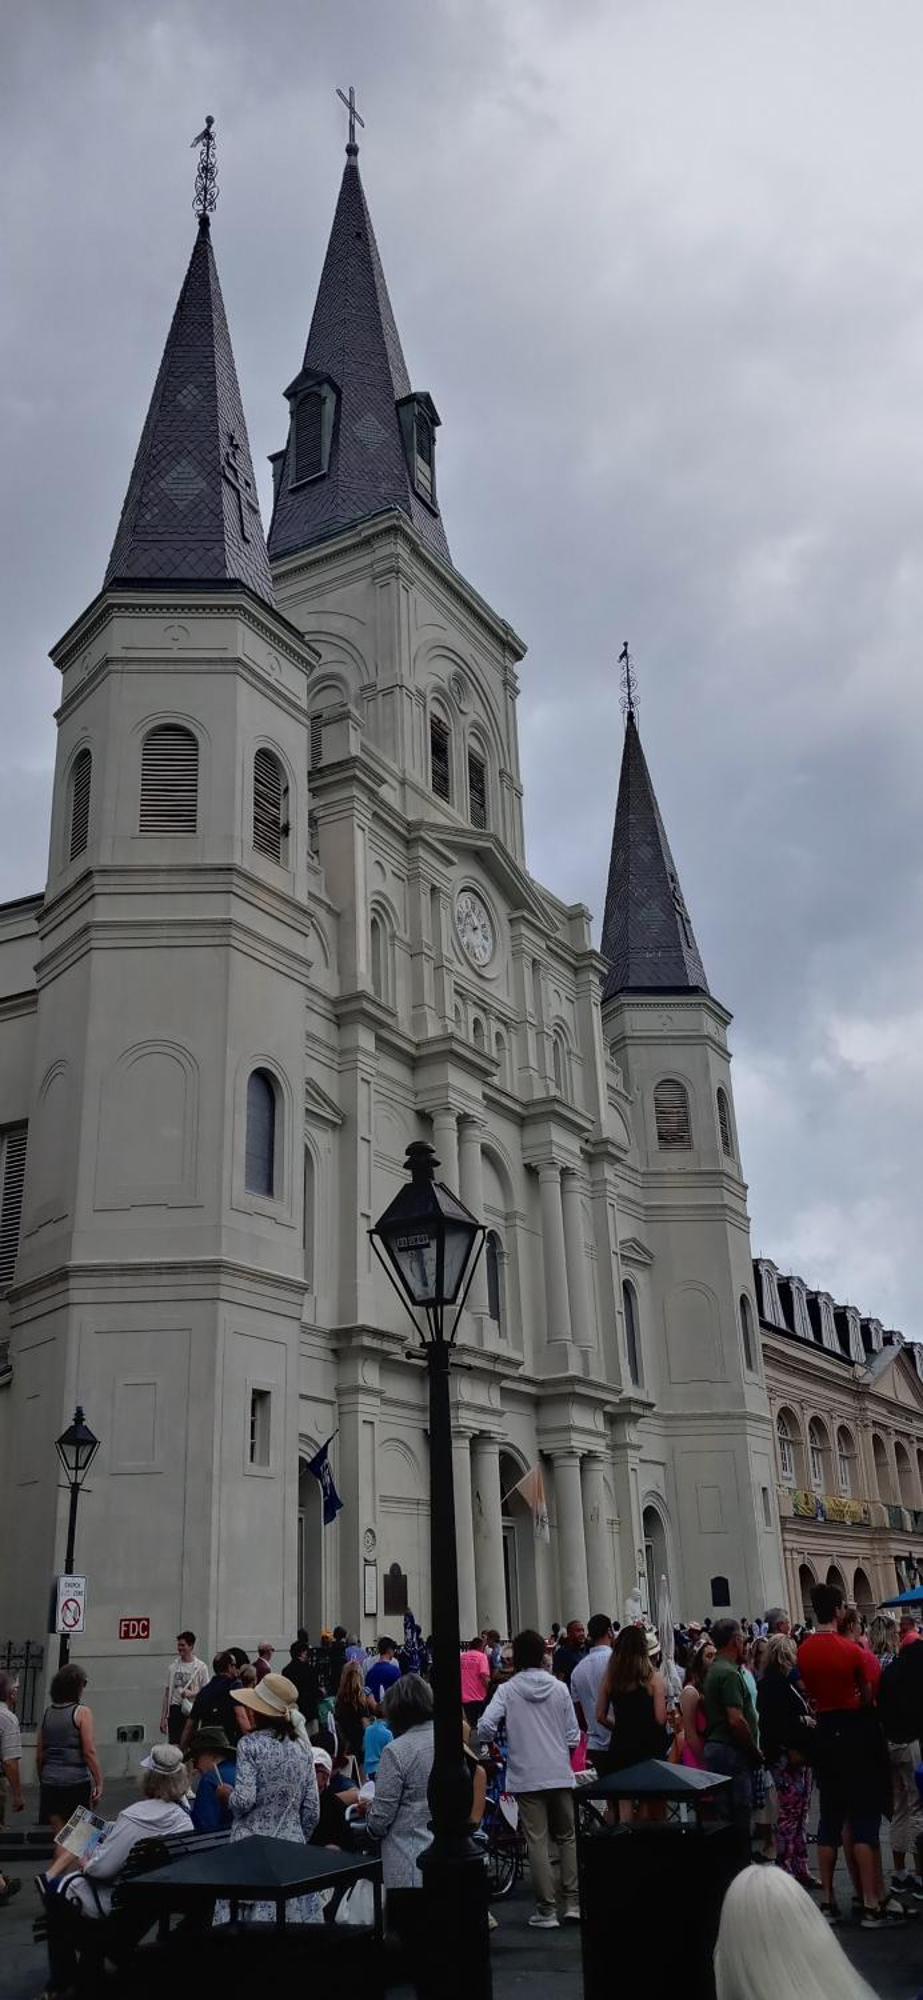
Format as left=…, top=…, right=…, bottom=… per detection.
left=55, top=1574, right=86, bottom=1636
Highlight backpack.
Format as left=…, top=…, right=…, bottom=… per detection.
left=878, top=1653, right=920, bottom=1745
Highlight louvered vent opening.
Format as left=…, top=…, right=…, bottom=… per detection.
left=310, top=716, right=324, bottom=770
left=468, top=750, right=487, bottom=830
left=69, top=749, right=92, bottom=861
left=654, top=1079, right=692, bottom=1149
left=253, top=749, right=287, bottom=863
left=415, top=414, right=434, bottom=499
left=294, top=393, right=323, bottom=484
left=0, top=1125, right=27, bottom=1293
left=430, top=717, right=450, bottom=802
left=139, top=726, right=199, bottom=834
left=717, top=1088, right=732, bottom=1154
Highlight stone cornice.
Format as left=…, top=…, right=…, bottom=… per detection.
left=9, top=1259, right=307, bottom=1317
left=52, top=585, right=317, bottom=676
left=0, top=988, right=37, bottom=1022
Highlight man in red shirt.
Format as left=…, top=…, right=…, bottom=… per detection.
left=799, top=1583, right=900, bottom=1929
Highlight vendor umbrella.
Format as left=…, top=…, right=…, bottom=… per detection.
left=583, top=1758, right=731, bottom=1802
left=879, top=1586, right=923, bottom=1607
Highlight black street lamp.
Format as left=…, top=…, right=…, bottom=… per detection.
left=370, top=1141, right=491, bottom=2000
left=55, top=1406, right=99, bottom=1669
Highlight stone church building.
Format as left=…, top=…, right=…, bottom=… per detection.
left=0, top=132, right=785, bottom=1747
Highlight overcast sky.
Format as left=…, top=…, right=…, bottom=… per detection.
left=3, top=1, right=923, bottom=1332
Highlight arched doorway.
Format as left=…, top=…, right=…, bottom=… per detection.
left=499, top=1450, right=537, bottom=1637
left=642, top=1503, right=669, bottom=1620
left=854, top=1567, right=874, bottom=1614
left=297, top=1455, right=323, bottom=1639
left=798, top=1562, right=816, bottom=1624
left=826, top=1564, right=846, bottom=1595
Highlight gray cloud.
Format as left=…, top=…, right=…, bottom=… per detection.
left=3, top=0, right=923, bottom=1327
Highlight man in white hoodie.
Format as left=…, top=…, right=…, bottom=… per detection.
left=477, top=1627, right=581, bottom=1928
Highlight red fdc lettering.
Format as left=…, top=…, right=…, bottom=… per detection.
left=118, top=1617, right=151, bottom=1641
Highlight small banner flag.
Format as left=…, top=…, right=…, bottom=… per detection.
left=307, top=1434, right=343, bottom=1526
left=508, top=1462, right=551, bottom=1543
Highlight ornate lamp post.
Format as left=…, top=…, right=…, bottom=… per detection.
left=370, top=1141, right=492, bottom=2000
left=55, top=1407, right=99, bottom=1669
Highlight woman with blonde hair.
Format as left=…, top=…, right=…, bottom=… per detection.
left=334, top=1658, right=375, bottom=1777
left=714, top=1864, right=877, bottom=2000
left=597, top=1625, right=668, bottom=1821
left=756, top=1633, right=817, bottom=1886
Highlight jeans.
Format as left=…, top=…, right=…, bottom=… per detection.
left=517, top=1788, right=578, bottom=1914
left=704, top=1741, right=753, bottom=1832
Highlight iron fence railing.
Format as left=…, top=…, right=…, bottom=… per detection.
left=0, top=1639, right=45, bottom=1728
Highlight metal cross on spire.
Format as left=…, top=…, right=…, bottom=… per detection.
left=618, top=640, right=639, bottom=721
left=191, top=115, right=218, bottom=225
left=336, top=84, right=365, bottom=153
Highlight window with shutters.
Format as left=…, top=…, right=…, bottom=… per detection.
left=139, top=724, right=199, bottom=835
left=430, top=716, right=451, bottom=802
left=245, top=1070, right=277, bottom=1198
left=249, top=1387, right=272, bottom=1468
left=467, top=747, right=488, bottom=830
left=310, top=715, right=324, bottom=771
left=552, top=1030, right=570, bottom=1100
left=415, top=410, right=434, bottom=500
left=716, top=1087, right=733, bottom=1156
left=777, top=1411, right=796, bottom=1485
left=623, top=1280, right=641, bottom=1386
left=0, top=1125, right=27, bottom=1295
left=740, top=1293, right=755, bottom=1372
left=293, top=392, right=323, bottom=484
left=68, top=748, right=92, bottom=861
left=252, top=749, right=289, bottom=865
left=654, top=1079, right=692, bottom=1149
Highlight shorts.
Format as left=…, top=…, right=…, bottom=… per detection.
left=39, top=1780, right=92, bottom=1827
left=812, top=1710, right=886, bottom=1851
left=816, top=1807, right=881, bottom=1850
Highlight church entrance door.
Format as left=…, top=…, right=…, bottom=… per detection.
left=502, top=1523, right=520, bottom=1639
left=298, top=1457, right=323, bottom=1638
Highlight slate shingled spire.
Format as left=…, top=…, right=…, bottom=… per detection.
left=601, top=711, right=709, bottom=1000
left=104, top=219, right=274, bottom=606
left=268, top=145, right=450, bottom=566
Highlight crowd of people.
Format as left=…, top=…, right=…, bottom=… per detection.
left=3, top=1584, right=923, bottom=1996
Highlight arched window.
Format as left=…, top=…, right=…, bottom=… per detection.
left=494, top=1031, right=509, bottom=1090
left=252, top=748, right=289, bottom=864
left=716, top=1087, right=733, bottom=1156
left=739, top=1293, right=755, bottom=1372
left=873, top=1433, right=892, bottom=1504
left=777, top=1411, right=796, bottom=1485
left=304, top=1147, right=315, bottom=1291
left=808, top=1418, right=827, bottom=1492
left=139, top=723, right=198, bottom=834
left=472, top=1017, right=485, bottom=1052
left=623, top=1280, right=641, bottom=1386
left=430, top=714, right=451, bottom=802
left=836, top=1426, right=854, bottom=1496
left=895, top=1440, right=915, bottom=1511
left=467, top=743, right=488, bottom=829
left=245, top=1070, right=277, bottom=1197
left=370, top=914, right=384, bottom=1001
left=552, top=1030, right=569, bottom=1100
left=486, top=1230, right=504, bottom=1331
left=654, top=1079, right=692, bottom=1149
left=68, top=748, right=92, bottom=861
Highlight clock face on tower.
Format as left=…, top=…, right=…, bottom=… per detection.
left=454, top=889, right=495, bottom=969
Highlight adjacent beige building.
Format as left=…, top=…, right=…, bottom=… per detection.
left=757, top=1258, right=923, bottom=1619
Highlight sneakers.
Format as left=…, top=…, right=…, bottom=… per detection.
left=561, top=1905, right=581, bottom=1923
left=893, top=1872, right=923, bottom=1897
left=860, top=1902, right=908, bottom=1929
left=528, top=1911, right=560, bottom=1929
left=820, top=1903, right=840, bottom=1926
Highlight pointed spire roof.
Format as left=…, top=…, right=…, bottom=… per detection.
left=104, top=219, right=273, bottom=605
left=268, top=145, right=451, bottom=566
left=601, top=711, right=709, bottom=1000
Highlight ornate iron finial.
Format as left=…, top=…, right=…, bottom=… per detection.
left=191, top=115, right=218, bottom=225
left=336, top=84, right=365, bottom=155
left=619, top=640, right=638, bottom=721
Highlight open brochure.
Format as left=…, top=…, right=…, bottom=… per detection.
left=54, top=1805, right=108, bottom=1861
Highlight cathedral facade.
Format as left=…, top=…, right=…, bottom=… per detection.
left=0, top=133, right=785, bottom=1752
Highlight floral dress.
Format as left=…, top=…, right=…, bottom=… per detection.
left=214, top=1730, right=320, bottom=1926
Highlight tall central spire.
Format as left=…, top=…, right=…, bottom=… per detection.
left=601, top=685, right=709, bottom=1001
left=268, top=116, right=450, bottom=566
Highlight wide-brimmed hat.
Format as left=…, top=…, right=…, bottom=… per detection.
left=141, top=1743, right=186, bottom=1775
left=643, top=1626, right=662, bottom=1657
left=312, top=1747, right=333, bottom=1775
left=188, top=1726, right=232, bottom=1758
left=230, top=1671, right=298, bottom=1721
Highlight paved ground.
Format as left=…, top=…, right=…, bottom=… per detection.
left=2, top=1781, right=922, bottom=1999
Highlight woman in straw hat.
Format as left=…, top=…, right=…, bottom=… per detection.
left=214, top=1673, right=320, bottom=1926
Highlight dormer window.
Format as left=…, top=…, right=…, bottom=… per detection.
left=397, top=392, right=441, bottom=508
left=284, top=368, right=337, bottom=489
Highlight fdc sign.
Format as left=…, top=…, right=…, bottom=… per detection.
left=118, top=1617, right=151, bottom=1641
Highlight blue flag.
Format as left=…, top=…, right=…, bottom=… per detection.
left=307, top=1434, right=343, bottom=1526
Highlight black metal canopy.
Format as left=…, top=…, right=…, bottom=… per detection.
left=581, top=1758, right=731, bottom=1800
left=119, top=1833, right=381, bottom=1907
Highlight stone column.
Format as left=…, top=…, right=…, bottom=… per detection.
left=561, top=1167, right=594, bottom=1348
left=582, top=1454, right=616, bottom=1617
left=471, top=1435, right=507, bottom=1633
left=452, top=1432, right=478, bottom=1640
left=431, top=1107, right=459, bottom=1193
left=538, top=1164, right=571, bottom=1346
left=554, top=1450, right=589, bottom=1620
left=458, top=1116, right=488, bottom=1315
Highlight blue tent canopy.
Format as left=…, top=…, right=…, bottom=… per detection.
left=880, top=1586, right=923, bottom=1607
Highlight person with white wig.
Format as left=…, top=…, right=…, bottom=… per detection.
left=714, top=1865, right=878, bottom=2000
